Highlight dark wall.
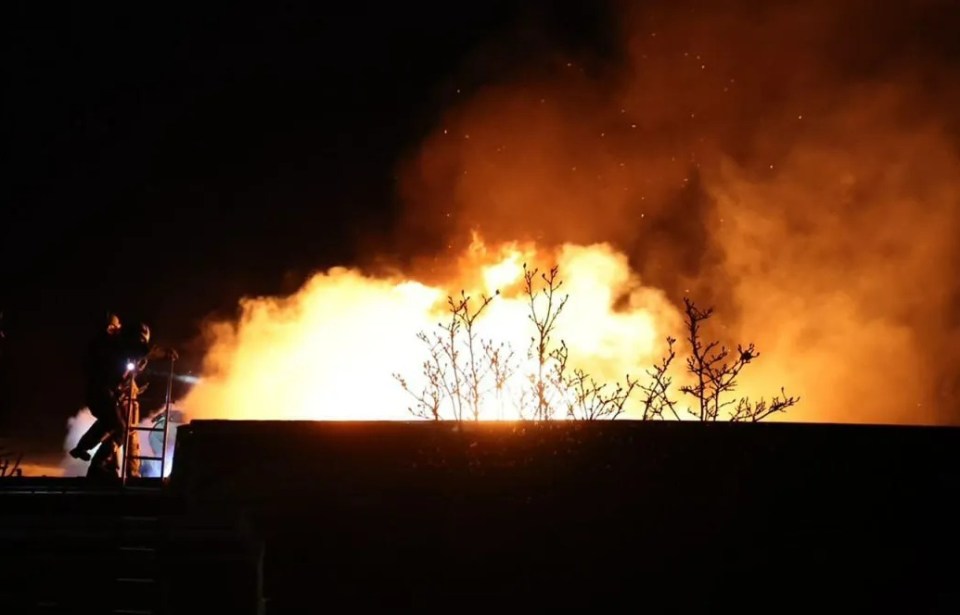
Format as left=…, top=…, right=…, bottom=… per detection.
left=171, top=420, right=960, bottom=613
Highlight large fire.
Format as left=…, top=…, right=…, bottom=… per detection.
left=186, top=0, right=960, bottom=425
left=184, top=237, right=685, bottom=421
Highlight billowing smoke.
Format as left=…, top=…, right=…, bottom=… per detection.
left=392, top=0, right=960, bottom=423
left=187, top=0, right=960, bottom=425
left=61, top=409, right=96, bottom=476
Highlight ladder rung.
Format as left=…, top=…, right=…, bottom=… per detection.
left=130, top=455, right=164, bottom=461
left=129, top=426, right=165, bottom=432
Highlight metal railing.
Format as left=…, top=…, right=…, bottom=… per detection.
left=120, top=351, right=177, bottom=487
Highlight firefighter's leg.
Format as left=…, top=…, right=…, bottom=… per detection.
left=70, top=391, right=115, bottom=461
left=87, top=435, right=119, bottom=479
left=88, top=394, right=126, bottom=479
left=70, top=420, right=109, bottom=460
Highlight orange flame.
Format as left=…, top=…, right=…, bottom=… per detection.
left=184, top=238, right=683, bottom=421
left=187, top=1, right=960, bottom=425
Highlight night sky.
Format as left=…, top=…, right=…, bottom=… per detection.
left=2, top=2, right=610, bottom=448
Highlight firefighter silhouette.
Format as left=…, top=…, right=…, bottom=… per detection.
left=70, top=316, right=153, bottom=478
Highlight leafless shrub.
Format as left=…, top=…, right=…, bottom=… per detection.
left=565, top=369, right=640, bottom=421
left=395, top=266, right=799, bottom=423
left=730, top=388, right=799, bottom=422
left=393, top=333, right=446, bottom=420
left=677, top=298, right=798, bottom=421
left=545, top=339, right=639, bottom=420
left=0, top=447, right=23, bottom=478
left=523, top=264, right=569, bottom=421
left=516, top=264, right=647, bottom=421
left=453, top=291, right=496, bottom=421
left=393, top=290, right=495, bottom=422
left=482, top=339, right=517, bottom=420
left=638, top=336, right=680, bottom=420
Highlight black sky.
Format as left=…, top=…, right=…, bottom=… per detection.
left=1, top=2, right=615, bottom=447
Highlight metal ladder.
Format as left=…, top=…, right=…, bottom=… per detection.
left=121, top=351, right=177, bottom=485
left=112, top=512, right=166, bottom=615
left=111, top=352, right=177, bottom=612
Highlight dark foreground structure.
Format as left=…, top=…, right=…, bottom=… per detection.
left=2, top=420, right=959, bottom=613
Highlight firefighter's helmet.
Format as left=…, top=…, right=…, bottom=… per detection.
left=138, top=323, right=151, bottom=345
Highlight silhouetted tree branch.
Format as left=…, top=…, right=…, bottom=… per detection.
left=482, top=339, right=517, bottom=420
left=393, top=331, right=446, bottom=421
left=394, top=290, right=496, bottom=421
left=395, top=266, right=799, bottom=423
left=564, top=369, right=639, bottom=420
left=545, top=338, right=639, bottom=420
left=450, top=291, right=495, bottom=421
left=730, top=387, right=799, bottom=422
left=0, top=443, right=23, bottom=478
left=523, top=264, right=569, bottom=421
left=677, top=298, right=798, bottom=421
left=639, top=336, right=680, bottom=420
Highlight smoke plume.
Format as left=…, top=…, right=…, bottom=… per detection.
left=392, top=0, right=960, bottom=423
left=187, top=0, right=960, bottom=424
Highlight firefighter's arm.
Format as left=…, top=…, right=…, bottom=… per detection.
left=146, top=345, right=178, bottom=361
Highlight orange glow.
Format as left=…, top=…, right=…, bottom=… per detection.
left=184, top=239, right=681, bottom=421
left=187, top=1, right=960, bottom=425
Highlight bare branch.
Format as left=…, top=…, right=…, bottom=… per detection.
left=730, top=387, right=800, bottom=422
left=677, top=298, right=797, bottom=422
left=394, top=271, right=799, bottom=425
left=640, top=337, right=679, bottom=420
left=523, top=263, right=569, bottom=421
left=482, top=339, right=517, bottom=420
left=449, top=290, right=496, bottom=421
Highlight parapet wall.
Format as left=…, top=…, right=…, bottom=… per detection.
left=167, top=419, right=960, bottom=611
left=170, top=419, right=958, bottom=500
